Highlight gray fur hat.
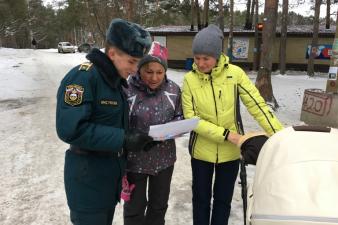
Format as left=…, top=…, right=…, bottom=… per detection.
left=192, top=24, right=224, bottom=59
left=106, top=18, right=151, bottom=57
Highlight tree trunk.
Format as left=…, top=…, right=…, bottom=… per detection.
left=249, top=0, right=255, bottom=30
left=307, top=0, right=321, bottom=77
left=126, top=0, right=133, bottom=21
left=244, top=0, right=252, bottom=29
left=73, top=26, right=77, bottom=45
left=190, top=0, right=195, bottom=31
left=195, top=0, right=202, bottom=30
left=203, top=0, right=209, bottom=27
left=252, top=0, right=260, bottom=71
left=87, top=1, right=106, bottom=40
left=256, top=0, right=279, bottom=108
left=331, top=11, right=338, bottom=67
left=103, top=0, right=110, bottom=34
left=326, top=0, right=330, bottom=29
left=219, top=0, right=224, bottom=51
left=227, top=0, right=234, bottom=62
left=279, top=0, right=288, bottom=75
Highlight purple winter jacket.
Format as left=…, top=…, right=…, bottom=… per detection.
left=123, top=73, right=183, bottom=175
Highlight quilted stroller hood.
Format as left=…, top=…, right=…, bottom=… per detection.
left=247, top=126, right=338, bottom=225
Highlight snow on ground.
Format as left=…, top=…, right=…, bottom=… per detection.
left=0, top=48, right=327, bottom=225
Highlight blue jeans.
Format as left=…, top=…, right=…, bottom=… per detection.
left=191, top=158, right=239, bottom=225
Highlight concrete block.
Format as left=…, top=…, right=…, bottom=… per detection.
left=300, top=89, right=338, bottom=128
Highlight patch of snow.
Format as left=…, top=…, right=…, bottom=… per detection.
left=0, top=47, right=328, bottom=225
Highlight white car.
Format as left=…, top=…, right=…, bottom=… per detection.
left=58, top=42, right=75, bottom=53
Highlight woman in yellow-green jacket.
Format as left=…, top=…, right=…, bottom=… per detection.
left=182, top=25, right=283, bottom=225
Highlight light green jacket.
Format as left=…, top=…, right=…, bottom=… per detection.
left=182, top=54, right=284, bottom=163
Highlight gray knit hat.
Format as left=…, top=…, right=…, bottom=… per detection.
left=192, top=24, right=224, bottom=59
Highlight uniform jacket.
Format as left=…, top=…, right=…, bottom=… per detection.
left=56, top=48, right=128, bottom=212
left=124, top=73, right=183, bottom=175
left=182, top=54, right=283, bottom=164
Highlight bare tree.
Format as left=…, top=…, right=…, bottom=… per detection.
left=135, top=0, right=146, bottom=24
left=307, top=0, right=321, bottom=77
left=203, top=0, right=210, bottom=27
left=249, top=0, right=255, bottom=29
left=227, top=0, right=234, bottom=62
left=244, top=0, right=252, bottom=29
left=331, top=11, right=338, bottom=68
left=326, top=0, right=330, bottom=29
left=219, top=0, right=224, bottom=48
left=195, top=0, right=202, bottom=30
left=86, top=1, right=106, bottom=40
left=85, top=0, right=123, bottom=41
left=125, top=0, right=134, bottom=21
left=331, top=11, right=338, bottom=67
left=252, top=0, right=260, bottom=71
left=256, top=0, right=279, bottom=108
left=190, top=0, right=195, bottom=31
left=279, top=0, right=288, bottom=74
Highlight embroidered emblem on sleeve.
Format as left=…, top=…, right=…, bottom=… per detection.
left=64, top=84, right=84, bottom=106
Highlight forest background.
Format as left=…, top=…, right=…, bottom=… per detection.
left=1, top=0, right=336, bottom=49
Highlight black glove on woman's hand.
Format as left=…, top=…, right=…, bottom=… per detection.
left=124, top=129, right=153, bottom=152
left=239, top=134, right=268, bottom=165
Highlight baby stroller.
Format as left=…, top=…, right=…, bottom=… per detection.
left=245, top=126, right=338, bottom=225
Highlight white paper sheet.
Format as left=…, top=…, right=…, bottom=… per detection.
left=328, top=66, right=338, bottom=80
left=148, top=118, right=199, bottom=141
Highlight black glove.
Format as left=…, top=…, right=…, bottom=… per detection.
left=144, top=141, right=163, bottom=152
left=240, top=135, right=268, bottom=165
left=124, top=129, right=153, bottom=152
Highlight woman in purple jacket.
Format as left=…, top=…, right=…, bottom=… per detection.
left=123, top=42, right=183, bottom=225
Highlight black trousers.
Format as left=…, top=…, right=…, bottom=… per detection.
left=123, top=166, right=174, bottom=225
left=191, top=158, right=239, bottom=225
left=70, top=208, right=115, bottom=225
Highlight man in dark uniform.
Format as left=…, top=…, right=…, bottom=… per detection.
left=56, top=18, right=153, bottom=225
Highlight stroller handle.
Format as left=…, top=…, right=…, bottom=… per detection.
left=292, top=125, right=331, bottom=133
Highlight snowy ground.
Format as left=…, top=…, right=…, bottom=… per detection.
left=0, top=48, right=327, bottom=225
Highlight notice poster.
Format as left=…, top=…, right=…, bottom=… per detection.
left=305, top=44, right=332, bottom=60
left=232, top=38, right=249, bottom=60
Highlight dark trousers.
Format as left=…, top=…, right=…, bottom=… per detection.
left=191, top=158, right=239, bottom=225
left=70, top=208, right=115, bottom=225
left=123, top=166, right=174, bottom=225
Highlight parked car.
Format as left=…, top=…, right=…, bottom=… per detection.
left=77, top=43, right=93, bottom=53
left=58, top=42, right=75, bottom=53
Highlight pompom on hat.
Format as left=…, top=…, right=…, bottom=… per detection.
left=192, top=24, right=224, bottom=60
left=106, top=18, right=152, bottom=57
left=138, top=41, right=168, bottom=71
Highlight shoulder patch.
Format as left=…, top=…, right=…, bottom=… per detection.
left=64, top=84, right=84, bottom=106
left=79, top=62, right=93, bottom=71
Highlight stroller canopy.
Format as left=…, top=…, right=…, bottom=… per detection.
left=249, top=126, right=338, bottom=225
